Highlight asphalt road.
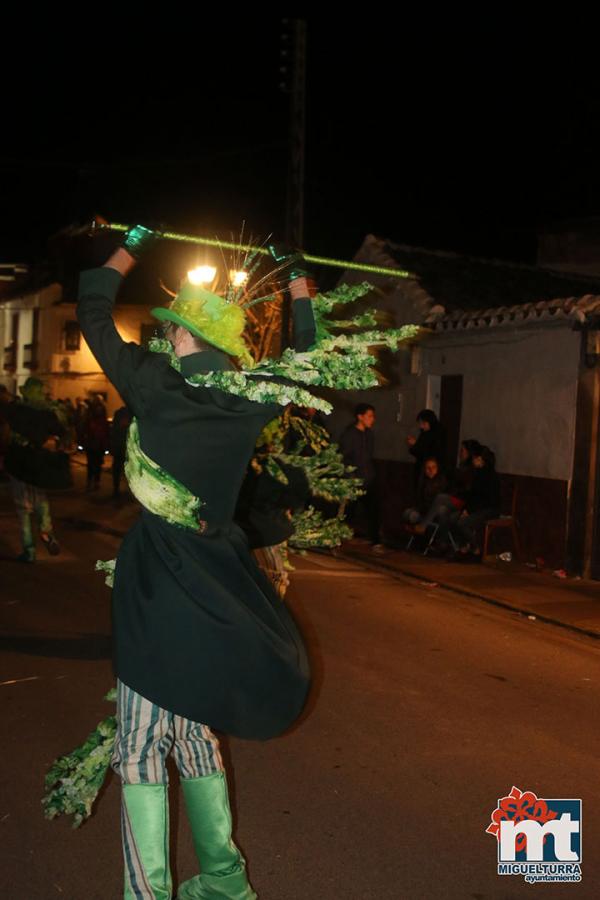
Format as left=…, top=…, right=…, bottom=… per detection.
left=1, top=477, right=598, bottom=899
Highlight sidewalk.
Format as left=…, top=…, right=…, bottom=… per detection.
left=331, top=538, right=600, bottom=641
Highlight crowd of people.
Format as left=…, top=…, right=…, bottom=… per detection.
left=338, top=403, right=502, bottom=562
left=2, top=379, right=502, bottom=566
left=403, top=420, right=501, bottom=561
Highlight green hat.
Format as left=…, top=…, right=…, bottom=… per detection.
left=151, top=284, right=254, bottom=368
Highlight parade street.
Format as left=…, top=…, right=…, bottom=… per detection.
left=1, top=476, right=598, bottom=899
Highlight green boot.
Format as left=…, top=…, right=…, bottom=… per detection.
left=121, top=783, right=173, bottom=899
left=177, top=772, right=257, bottom=900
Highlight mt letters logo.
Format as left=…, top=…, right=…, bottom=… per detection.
left=486, top=786, right=582, bottom=884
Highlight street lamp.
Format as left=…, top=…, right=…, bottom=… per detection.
left=230, top=270, right=248, bottom=288
left=188, top=265, right=217, bottom=285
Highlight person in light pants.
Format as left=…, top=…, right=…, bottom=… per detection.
left=112, top=680, right=248, bottom=899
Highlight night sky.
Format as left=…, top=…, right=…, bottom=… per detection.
left=2, top=20, right=598, bottom=272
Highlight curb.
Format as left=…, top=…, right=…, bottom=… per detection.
left=322, top=547, right=600, bottom=643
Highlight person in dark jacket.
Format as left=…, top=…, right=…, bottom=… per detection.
left=74, top=397, right=89, bottom=447
left=407, top=409, right=446, bottom=487
left=82, top=398, right=110, bottom=491
left=410, top=438, right=482, bottom=537
left=77, top=227, right=315, bottom=899
left=448, top=445, right=500, bottom=560
left=402, top=457, right=448, bottom=525
left=450, top=438, right=480, bottom=501
left=4, top=377, right=71, bottom=561
left=339, top=402, right=384, bottom=552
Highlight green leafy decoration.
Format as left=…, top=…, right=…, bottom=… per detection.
left=148, top=282, right=420, bottom=409
left=288, top=506, right=353, bottom=549
left=275, top=444, right=364, bottom=503
left=125, top=419, right=206, bottom=529
left=187, top=370, right=333, bottom=412
left=95, top=558, right=116, bottom=588
left=253, top=412, right=364, bottom=549
left=42, top=690, right=117, bottom=828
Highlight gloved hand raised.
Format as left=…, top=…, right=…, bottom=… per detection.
left=98, top=224, right=161, bottom=277
left=267, top=243, right=311, bottom=282
left=121, top=224, right=161, bottom=260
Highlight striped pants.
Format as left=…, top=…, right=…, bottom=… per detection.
left=251, top=541, right=290, bottom=599
left=112, top=680, right=225, bottom=898
left=112, top=679, right=225, bottom=784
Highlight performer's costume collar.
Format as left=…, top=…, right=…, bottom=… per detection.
left=180, top=348, right=236, bottom=377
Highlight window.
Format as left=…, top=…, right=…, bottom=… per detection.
left=3, top=313, right=18, bottom=370
left=23, top=309, right=39, bottom=370
left=64, top=320, right=81, bottom=351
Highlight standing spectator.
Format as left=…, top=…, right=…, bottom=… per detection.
left=59, top=398, right=76, bottom=451
left=74, top=397, right=89, bottom=448
left=406, top=409, right=446, bottom=487
left=339, top=403, right=384, bottom=553
left=3, top=377, right=71, bottom=561
left=110, top=405, right=132, bottom=498
left=83, top=399, right=110, bottom=491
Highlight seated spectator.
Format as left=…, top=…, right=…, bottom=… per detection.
left=450, top=439, right=481, bottom=504
left=406, top=440, right=480, bottom=537
left=402, top=457, right=448, bottom=526
left=447, top=445, right=501, bottom=560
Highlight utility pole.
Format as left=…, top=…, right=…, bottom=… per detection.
left=283, top=19, right=307, bottom=250
left=279, top=19, right=307, bottom=348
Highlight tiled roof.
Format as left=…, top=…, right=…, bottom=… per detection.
left=424, top=294, right=600, bottom=331
left=352, top=235, right=600, bottom=329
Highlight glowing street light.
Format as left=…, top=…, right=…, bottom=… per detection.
left=188, top=265, right=217, bottom=285
left=230, top=270, right=249, bottom=288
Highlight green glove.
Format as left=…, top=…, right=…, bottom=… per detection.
left=121, top=224, right=160, bottom=259
left=268, top=243, right=311, bottom=281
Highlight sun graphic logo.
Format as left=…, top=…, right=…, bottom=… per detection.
left=486, top=786, right=582, bottom=883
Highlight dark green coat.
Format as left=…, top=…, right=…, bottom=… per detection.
left=77, top=267, right=315, bottom=739
left=4, top=402, right=71, bottom=490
